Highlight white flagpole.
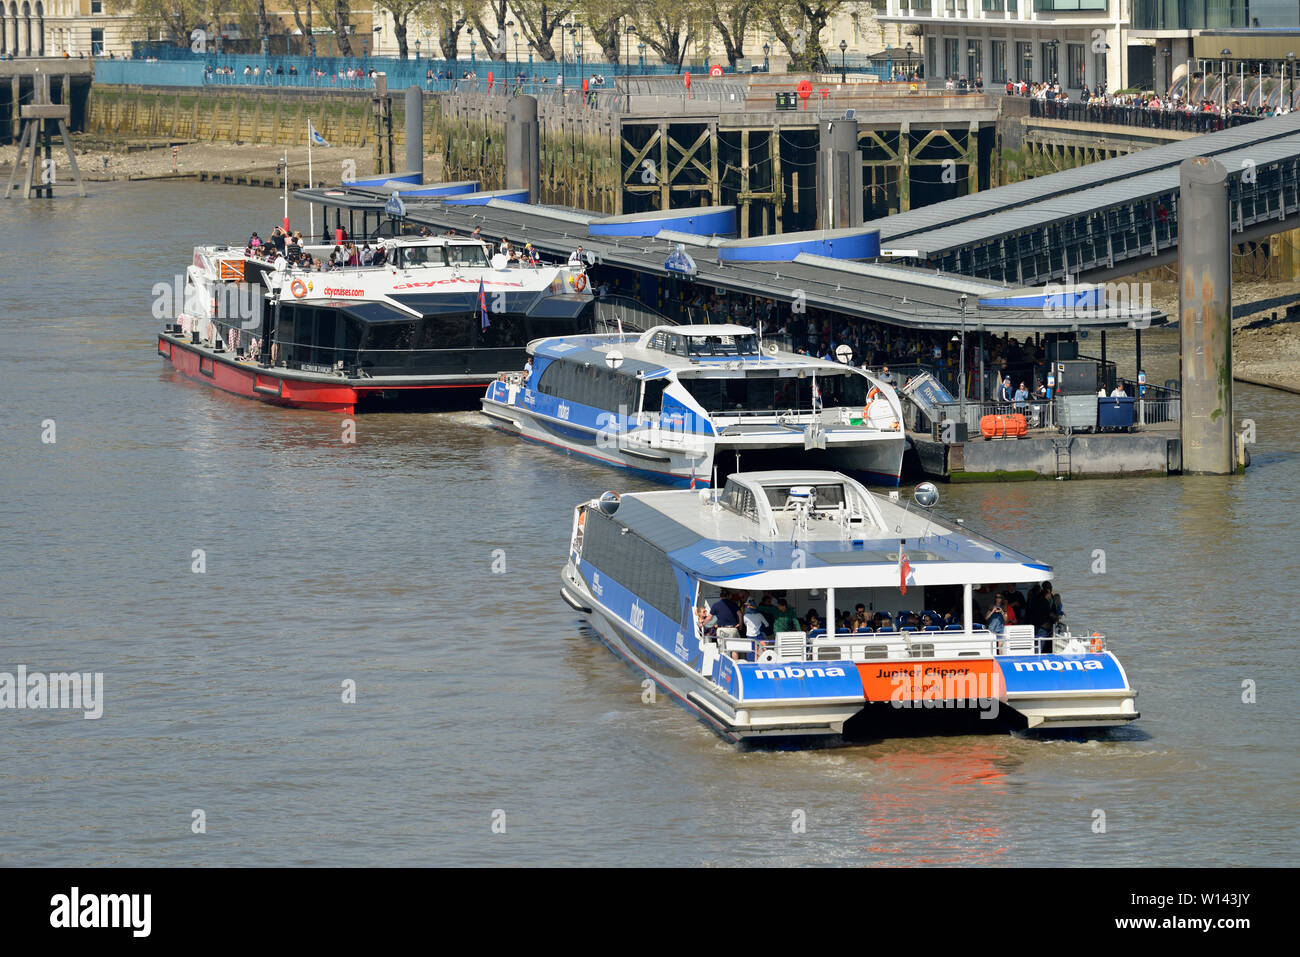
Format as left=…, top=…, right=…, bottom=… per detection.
left=308, top=122, right=315, bottom=239
left=282, top=148, right=289, bottom=232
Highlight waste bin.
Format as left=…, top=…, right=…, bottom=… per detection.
left=1056, top=394, right=1097, bottom=432
left=1098, top=395, right=1135, bottom=431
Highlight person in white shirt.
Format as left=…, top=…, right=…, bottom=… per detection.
left=1097, top=386, right=1108, bottom=397
left=743, top=599, right=769, bottom=657
left=1111, top=384, right=1128, bottom=397
left=568, top=244, right=586, bottom=267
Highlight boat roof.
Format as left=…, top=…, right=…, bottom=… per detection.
left=530, top=332, right=876, bottom=378
left=596, top=471, right=1052, bottom=589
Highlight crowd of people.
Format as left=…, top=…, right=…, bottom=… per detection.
left=699, top=584, right=1067, bottom=660
left=242, top=224, right=392, bottom=272
left=1006, top=76, right=1289, bottom=117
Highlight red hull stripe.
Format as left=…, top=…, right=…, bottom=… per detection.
left=160, top=337, right=485, bottom=412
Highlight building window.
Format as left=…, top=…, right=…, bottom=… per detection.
left=926, top=36, right=938, bottom=78
left=91, top=0, right=103, bottom=12
left=1017, top=41, right=1032, bottom=82
left=981, top=0, right=1005, bottom=9
left=1041, top=41, right=1059, bottom=82
left=91, top=28, right=104, bottom=56
left=1034, top=0, right=1107, bottom=8
left=992, top=40, right=1007, bottom=84
left=967, top=41, right=982, bottom=81
left=945, top=38, right=960, bottom=78
left=1067, top=42, right=1086, bottom=88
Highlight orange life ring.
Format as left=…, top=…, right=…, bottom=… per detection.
left=1089, top=635, right=1103, bottom=653
left=578, top=511, right=586, bottom=527
left=573, top=272, right=588, bottom=292
left=868, top=387, right=881, bottom=401
left=290, top=278, right=307, bottom=299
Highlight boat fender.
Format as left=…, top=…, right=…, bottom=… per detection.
left=573, top=272, right=588, bottom=293
left=290, top=278, right=308, bottom=299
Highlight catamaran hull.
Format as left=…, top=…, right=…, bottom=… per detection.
left=486, top=397, right=904, bottom=488
left=160, top=334, right=491, bottom=414
left=484, top=398, right=716, bottom=487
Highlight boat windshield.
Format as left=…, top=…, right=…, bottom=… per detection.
left=680, top=370, right=875, bottom=413
left=445, top=244, right=490, bottom=267
left=685, top=334, right=760, bottom=357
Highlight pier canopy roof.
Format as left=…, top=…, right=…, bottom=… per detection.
left=444, top=188, right=530, bottom=205
left=588, top=206, right=738, bottom=238
left=294, top=185, right=1166, bottom=332
left=716, top=226, right=881, bottom=262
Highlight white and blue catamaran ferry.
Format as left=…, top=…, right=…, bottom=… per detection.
left=561, top=471, right=1139, bottom=744
left=482, top=323, right=906, bottom=487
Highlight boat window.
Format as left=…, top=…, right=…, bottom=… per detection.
left=720, top=480, right=760, bottom=521
left=537, top=359, right=639, bottom=411
left=394, top=245, right=445, bottom=267
left=413, top=314, right=473, bottom=350
left=445, top=244, right=489, bottom=267
left=581, top=508, right=685, bottom=625
left=479, top=315, right=531, bottom=348
left=685, top=333, right=760, bottom=357
left=641, top=378, right=668, bottom=414
left=363, top=321, right=417, bottom=353
left=761, top=484, right=847, bottom=510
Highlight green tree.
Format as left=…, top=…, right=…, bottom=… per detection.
left=763, top=0, right=857, bottom=72
left=510, top=0, right=573, bottom=62
left=575, top=0, right=634, bottom=65
left=375, top=0, right=424, bottom=58
left=712, top=0, right=757, bottom=68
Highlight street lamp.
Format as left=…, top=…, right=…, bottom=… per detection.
left=957, top=294, right=968, bottom=417
left=1220, top=48, right=1231, bottom=114
left=513, top=31, right=520, bottom=63
left=906, top=41, right=913, bottom=78
left=840, top=38, right=847, bottom=83
left=625, top=24, right=637, bottom=78
left=762, top=42, right=770, bottom=73
left=1160, top=46, right=1170, bottom=94
left=414, top=39, right=420, bottom=61
left=1288, top=52, right=1295, bottom=111
left=638, top=41, right=646, bottom=71
left=470, top=37, right=476, bottom=68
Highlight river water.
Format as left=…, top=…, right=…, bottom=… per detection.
left=0, top=182, right=1295, bottom=867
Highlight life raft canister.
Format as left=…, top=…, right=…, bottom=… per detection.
left=863, top=387, right=883, bottom=421
left=1090, top=634, right=1103, bottom=653
left=290, top=278, right=308, bottom=299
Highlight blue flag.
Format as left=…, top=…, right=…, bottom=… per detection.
left=479, top=278, right=490, bottom=331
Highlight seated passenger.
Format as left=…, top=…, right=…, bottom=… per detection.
left=372, top=246, right=388, bottom=267
left=804, top=610, right=823, bottom=635
left=771, top=597, right=801, bottom=633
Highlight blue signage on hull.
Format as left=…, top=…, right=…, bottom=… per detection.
left=998, top=654, right=1128, bottom=692
left=733, top=662, right=864, bottom=701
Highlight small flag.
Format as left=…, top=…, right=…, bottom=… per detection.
left=899, top=545, right=911, bottom=595
left=308, top=121, right=329, bottom=148
left=479, top=278, right=490, bottom=331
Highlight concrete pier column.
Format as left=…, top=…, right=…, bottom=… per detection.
left=404, top=86, right=423, bottom=181
left=506, top=94, right=539, bottom=202
left=817, top=118, right=862, bottom=231
left=1178, top=156, right=1235, bottom=475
